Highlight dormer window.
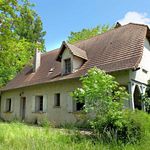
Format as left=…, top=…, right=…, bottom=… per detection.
left=56, top=41, right=88, bottom=75
left=64, top=58, right=71, bottom=74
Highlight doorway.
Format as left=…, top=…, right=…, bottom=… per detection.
left=133, top=85, right=142, bottom=110
left=20, top=97, right=26, bottom=120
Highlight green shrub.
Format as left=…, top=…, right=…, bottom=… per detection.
left=39, top=117, right=56, bottom=128
left=0, top=117, right=150, bottom=149
left=71, top=67, right=145, bottom=144
left=141, top=93, right=150, bottom=113
left=92, top=110, right=150, bottom=144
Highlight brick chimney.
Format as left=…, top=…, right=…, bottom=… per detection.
left=34, top=48, right=41, bottom=72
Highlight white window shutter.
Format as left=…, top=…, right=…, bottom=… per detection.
left=32, top=96, right=35, bottom=113
left=43, top=95, right=47, bottom=113
left=67, top=93, right=74, bottom=112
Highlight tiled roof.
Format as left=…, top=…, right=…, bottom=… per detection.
left=2, top=23, right=150, bottom=91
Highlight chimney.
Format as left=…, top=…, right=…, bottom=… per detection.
left=34, top=48, right=41, bottom=72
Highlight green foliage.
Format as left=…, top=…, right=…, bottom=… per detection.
left=141, top=94, right=150, bottom=113
left=124, top=110, right=150, bottom=145
left=72, top=67, right=128, bottom=121
left=0, top=0, right=46, bottom=87
left=98, top=110, right=142, bottom=144
left=67, top=24, right=113, bottom=44
left=141, top=82, right=150, bottom=113
left=0, top=121, right=107, bottom=150
left=15, top=0, right=46, bottom=49
left=72, top=67, right=144, bottom=143
left=0, top=114, right=150, bottom=149
left=0, top=0, right=46, bottom=48
left=38, top=117, right=56, bottom=128
left=0, top=39, right=32, bottom=87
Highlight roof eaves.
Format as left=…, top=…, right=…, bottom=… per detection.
left=133, top=27, right=148, bottom=69
left=2, top=66, right=134, bottom=92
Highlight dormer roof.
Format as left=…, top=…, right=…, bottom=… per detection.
left=56, top=41, right=88, bottom=61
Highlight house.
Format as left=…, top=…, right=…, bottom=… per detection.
left=0, top=23, right=150, bottom=125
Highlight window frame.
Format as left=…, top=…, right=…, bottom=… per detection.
left=39, top=96, right=43, bottom=111
left=6, top=98, right=11, bottom=112
left=35, top=95, right=44, bottom=112
left=54, top=93, right=61, bottom=107
left=64, top=58, right=71, bottom=74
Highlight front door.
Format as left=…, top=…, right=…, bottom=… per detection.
left=20, top=97, right=26, bottom=120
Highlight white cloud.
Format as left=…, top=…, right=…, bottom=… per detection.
left=118, top=11, right=150, bottom=26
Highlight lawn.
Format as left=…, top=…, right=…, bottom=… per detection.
left=0, top=121, right=149, bottom=150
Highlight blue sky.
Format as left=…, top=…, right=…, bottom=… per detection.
left=30, top=0, right=150, bottom=51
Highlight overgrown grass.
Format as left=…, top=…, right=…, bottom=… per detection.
left=0, top=121, right=104, bottom=150
left=0, top=111, right=150, bottom=150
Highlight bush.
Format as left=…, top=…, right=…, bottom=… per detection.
left=86, top=109, right=150, bottom=144
left=38, top=117, right=56, bottom=128
left=141, top=93, right=150, bottom=113
left=88, top=110, right=140, bottom=144
left=71, top=67, right=145, bottom=144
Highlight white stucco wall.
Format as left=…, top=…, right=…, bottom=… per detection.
left=110, top=70, right=129, bottom=86
left=73, top=56, right=84, bottom=72
left=128, top=38, right=150, bottom=110
left=129, top=38, right=150, bottom=84
left=1, top=69, right=131, bottom=125
left=1, top=79, right=81, bottom=125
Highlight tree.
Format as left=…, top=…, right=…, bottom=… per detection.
left=0, top=39, right=32, bottom=87
left=67, top=24, right=113, bottom=44
left=15, top=0, right=46, bottom=50
left=0, top=0, right=45, bottom=50
left=0, top=0, right=46, bottom=87
left=72, top=67, right=130, bottom=142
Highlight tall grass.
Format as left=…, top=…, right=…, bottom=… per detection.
left=0, top=110, right=150, bottom=150
left=0, top=121, right=104, bottom=150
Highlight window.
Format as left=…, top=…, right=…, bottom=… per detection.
left=142, top=69, right=148, bottom=74
left=35, top=96, right=43, bottom=112
left=54, top=93, right=60, bottom=107
left=76, top=101, right=84, bottom=111
left=64, top=58, right=71, bottom=74
left=6, top=98, right=11, bottom=112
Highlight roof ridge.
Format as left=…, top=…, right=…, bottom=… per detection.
left=73, top=23, right=131, bottom=45
left=73, top=23, right=148, bottom=46
left=128, top=22, right=149, bottom=28
left=66, top=42, right=85, bottom=52
left=41, top=48, right=59, bottom=56
left=44, top=23, right=149, bottom=54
